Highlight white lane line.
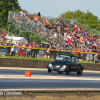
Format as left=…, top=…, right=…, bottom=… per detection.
left=0, top=67, right=47, bottom=71
left=0, top=75, right=100, bottom=81
left=0, top=67, right=100, bottom=73
left=0, top=88, right=100, bottom=92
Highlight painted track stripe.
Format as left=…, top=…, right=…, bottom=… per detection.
left=0, top=74, right=100, bottom=81
left=0, top=67, right=100, bottom=73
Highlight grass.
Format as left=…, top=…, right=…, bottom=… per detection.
left=1, top=56, right=54, bottom=61
left=79, top=61, right=96, bottom=63
left=0, top=56, right=100, bottom=63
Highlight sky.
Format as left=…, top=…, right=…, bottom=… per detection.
left=18, top=0, right=100, bottom=19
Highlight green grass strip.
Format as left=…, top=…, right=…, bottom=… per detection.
left=0, top=56, right=100, bottom=63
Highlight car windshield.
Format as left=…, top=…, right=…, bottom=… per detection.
left=56, top=55, right=71, bottom=61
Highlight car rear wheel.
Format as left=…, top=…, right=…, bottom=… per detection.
left=77, top=68, right=82, bottom=75
left=48, top=69, right=51, bottom=73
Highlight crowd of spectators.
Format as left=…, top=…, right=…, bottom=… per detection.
left=1, top=10, right=100, bottom=62
left=0, top=32, right=7, bottom=45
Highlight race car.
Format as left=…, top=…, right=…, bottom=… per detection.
left=47, top=52, right=83, bottom=75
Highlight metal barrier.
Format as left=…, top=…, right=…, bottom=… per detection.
left=0, top=46, right=100, bottom=62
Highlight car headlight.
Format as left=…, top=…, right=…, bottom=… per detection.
left=59, top=65, right=66, bottom=71
left=48, top=63, right=53, bottom=68
left=61, top=65, right=66, bottom=69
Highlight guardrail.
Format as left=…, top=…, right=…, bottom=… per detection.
left=0, top=45, right=100, bottom=62
left=0, top=45, right=99, bottom=54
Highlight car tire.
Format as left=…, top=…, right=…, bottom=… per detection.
left=66, top=68, right=70, bottom=74
left=48, top=69, right=51, bottom=73
left=58, top=72, right=62, bottom=74
left=77, top=68, right=82, bottom=75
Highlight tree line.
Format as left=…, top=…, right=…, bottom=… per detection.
left=61, top=10, right=100, bottom=31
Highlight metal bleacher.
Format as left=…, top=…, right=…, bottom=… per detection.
left=8, top=11, right=64, bottom=46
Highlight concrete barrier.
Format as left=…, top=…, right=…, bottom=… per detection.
left=0, top=58, right=100, bottom=70
left=0, top=58, right=51, bottom=68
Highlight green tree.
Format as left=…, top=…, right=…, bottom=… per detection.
left=0, top=0, right=21, bottom=29
left=62, top=10, right=99, bottom=31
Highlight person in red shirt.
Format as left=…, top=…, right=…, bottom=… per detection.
left=75, top=25, right=78, bottom=32
left=3, top=32, right=5, bottom=38
left=76, top=48, right=80, bottom=59
left=91, top=35, right=94, bottom=42
left=67, top=38, right=72, bottom=47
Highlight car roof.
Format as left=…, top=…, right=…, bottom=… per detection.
left=57, top=52, right=77, bottom=57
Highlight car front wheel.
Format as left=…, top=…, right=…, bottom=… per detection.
left=77, top=68, right=82, bottom=75
left=66, top=68, right=70, bottom=74
left=58, top=72, right=62, bottom=74
left=48, top=69, right=51, bottom=73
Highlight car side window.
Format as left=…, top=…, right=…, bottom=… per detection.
left=72, top=57, right=76, bottom=62
left=76, top=57, right=79, bottom=61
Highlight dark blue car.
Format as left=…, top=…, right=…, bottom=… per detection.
left=47, top=53, right=83, bottom=75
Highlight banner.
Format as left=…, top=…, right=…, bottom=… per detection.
left=20, top=49, right=26, bottom=57
left=86, top=54, right=93, bottom=61
left=1, top=47, right=5, bottom=56
left=39, top=50, right=44, bottom=58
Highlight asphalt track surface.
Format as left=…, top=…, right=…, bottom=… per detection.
left=0, top=67, right=100, bottom=89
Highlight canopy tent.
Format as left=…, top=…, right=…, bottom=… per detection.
left=6, top=36, right=28, bottom=44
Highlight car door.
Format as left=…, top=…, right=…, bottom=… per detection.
left=71, top=57, right=77, bottom=71
left=75, top=57, right=79, bottom=66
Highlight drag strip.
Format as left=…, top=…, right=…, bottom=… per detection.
left=0, top=79, right=100, bottom=89
left=0, top=67, right=100, bottom=89
left=0, top=68, right=100, bottom=78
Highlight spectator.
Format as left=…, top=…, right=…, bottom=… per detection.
left=75, top=25, right=78, bottom=33
left=46, top=49, right=50, bottom=59
left=76, top=48, right=80, bottom=59
left=82, top=48, right=86, bottom=61
left=11, top=44, right=15, bottom=57
left=70, top=18, right=75, bottom=27
left=37, top=11, right=41, bottom=21
left=94, top=51, right=99, bottom=63
left=19, top=10, right=24, bottom=21
left=60, top=14, right=63, bottom=25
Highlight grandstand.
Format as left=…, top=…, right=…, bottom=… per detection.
left=7, top=11, right=100, bottom=53
left=8, top=11, right=62, bottom=47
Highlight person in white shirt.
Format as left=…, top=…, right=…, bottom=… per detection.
left=20, top=10, right=24, bottom=16
left=20, top=10, right=24, bottom=21
left=11, top=44, right=15, bottom=57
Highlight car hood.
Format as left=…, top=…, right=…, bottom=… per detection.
left=52, top=60, right=69, bottom=66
